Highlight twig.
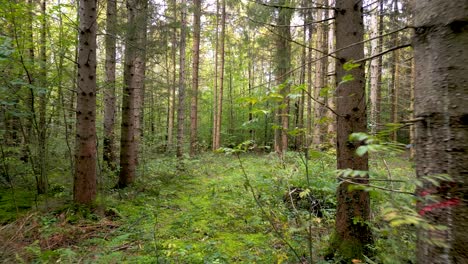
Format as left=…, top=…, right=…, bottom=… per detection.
left=248, top=0, right=336, bottom=10
left=338, top=177, right=406, bottom=182
left=399, top=117, right=424, bottom=123
left=382, top=159, right=395, bottom=199
left=340, top=178, right=414, bottom=196
left=354, top=43, right=412, bottom=63
left=302, top=86, right=341, bottom=117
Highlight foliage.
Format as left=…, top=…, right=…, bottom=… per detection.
left=0, top=151, right=420, bottom=263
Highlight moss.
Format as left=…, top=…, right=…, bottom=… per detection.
left=327, top=231, right=373, bottom=262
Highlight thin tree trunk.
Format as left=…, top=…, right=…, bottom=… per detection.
left=275, top=0, right=293, bottom=154
left=413, top=1, right=468, bottom=262
left=333, top=0, right=372, bottom=260
left=214, top=0, right=226, bottom=150
left=103, top=0, right=117, bottom=169
left=212, top=0, right=219, bottom=150
left=176, top=0, right=187, bottom=157
left=409, top=58, right=415, bottom=160
left=37, top=0, right=47, bottom=194
left=190, top=0, right=201, bottom=156
left=312, top=0, right=328, bottom=148
left=306, top=8, right=313, bottom=147
left=167, top=0, right=177, bottom=152
left=389, top=0, right=399, bottom=141
left=369, top=0, right=382, bottom=134
left=74, top=0, right=97, bottom=204
left=326, top=0, right=336, bottom=147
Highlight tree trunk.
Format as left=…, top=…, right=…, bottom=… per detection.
left=312, top=0, right=328, bottom=148
left=37, top=0, right=48, bottom=195
left=74, top=0, right=97, bottom=204
left=306, top=8, right=313, bottom=147
left=190, top=0, right=201, bottom=157
left=213, top=0, right=226, bottom=150
left=176, top=0, right=187, bottom=157
left=326, top=0, right=336, bottom=147
left=389, top=0, right=399, bottom=141
left=118, top=0, right=148, bottom=187
left=274, top=0, right=293, bottom=154
left=369, top=0, right=382, bottom=134
left=333, top=0, right=372, bottom=260
left=212, top=0, right=219, bottom=151
left=103, top=0, right=117, bottom=169
left=413, top=1, right=468, bottom=263
left=166, top=0, right=177, bottom=152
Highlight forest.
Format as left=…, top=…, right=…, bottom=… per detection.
left=0, top=0, right=467, bottom=263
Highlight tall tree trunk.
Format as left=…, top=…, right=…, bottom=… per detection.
left=296, top=0, right=307, bottom=150
left=103, top=0, right=117, bottom=169
left=211, top=0, right=219, bottom=150
left=176, top=0, right=187, bottom=157
left=413, top=1, right=468, bottom=263
left=118, top=0, right=148, bottom=187
left=190, top=0, right=201, bottom=157
left=306, top=8, right=313, bottom=147
left=333, top=0, right=372, bottom=260
left=389, top=0, right=399, bottom=141
left=274, top=0, right=293, bottom=154
left=369, top=0, right=382, bottom=134
left=167, top=0, right=177, bottom=152
left=326, top=0, right=336, bottom=147
left=74, top=0, right=97, bottom=204
left=213, top=0, right=226, bottom=150
left=248, top=41, right=254, bottom=140
left=409, top=58, right=415, bottom=160
left=37, top=0, right=48, bottom=194
left=312, top=0, right=328, bottom=148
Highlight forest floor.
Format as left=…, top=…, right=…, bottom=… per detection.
left=0, top=152, right=416, bottom=263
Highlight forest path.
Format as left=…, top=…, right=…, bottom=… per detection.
left=127, top=154, right=286, bottom=262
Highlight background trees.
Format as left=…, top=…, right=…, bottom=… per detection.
left=2, top=0, right=465, bottom=262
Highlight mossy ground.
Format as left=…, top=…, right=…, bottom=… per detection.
left=0, top=152, right=416, bottom=263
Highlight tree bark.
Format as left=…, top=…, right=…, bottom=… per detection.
left=74, top=0, right=97, bottom=204
left=103, top=0, right=117, bottom=169
left=306, top=8, right=313, bottom=147
left=326, top=0, right=336, bottom=147
left=274, top=0, right=293, bottom=154
left=369, top=0, right=382, bottom=134
left=176, top=0, right=187, bottom=157
left=212, top=0, right=219, bottom=151
left=190, top=0, right=201, bottom=157
left=312, top=0, right=328, bottom=148
left=333, top=0, right=372, bottom=259
left=213, top=0, right=226, bottom=150
left=167, top=0, right=177, bottom=153
left=389, top=0, right=399, bottom=141
left=413, top=1, right=468, bottom=263
left=118, top=0, right=148, bottom=187
left=37, top=0, right=48, bottom=195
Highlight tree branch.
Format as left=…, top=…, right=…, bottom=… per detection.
left=248, top=0, right=336, bottom=10
left=354, top=43, right=412, bottom=63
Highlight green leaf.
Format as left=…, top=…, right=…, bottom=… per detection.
left=356, top=146, right=368, bottom=157
left=299, top=188, right=311, bottom=199
left=339, top=74, right=354, bottom=84
left=343, top=60, right=361, bottom=71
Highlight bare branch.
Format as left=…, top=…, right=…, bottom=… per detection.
left=248, top=0, right=336, bottom=10
left=354, top=43, right=412, bottom=63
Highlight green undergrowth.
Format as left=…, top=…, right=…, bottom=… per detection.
left=0, top=151, right=417, bottom=263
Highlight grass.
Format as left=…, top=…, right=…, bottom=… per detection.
left=0, top=151, right=417, bottom=263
